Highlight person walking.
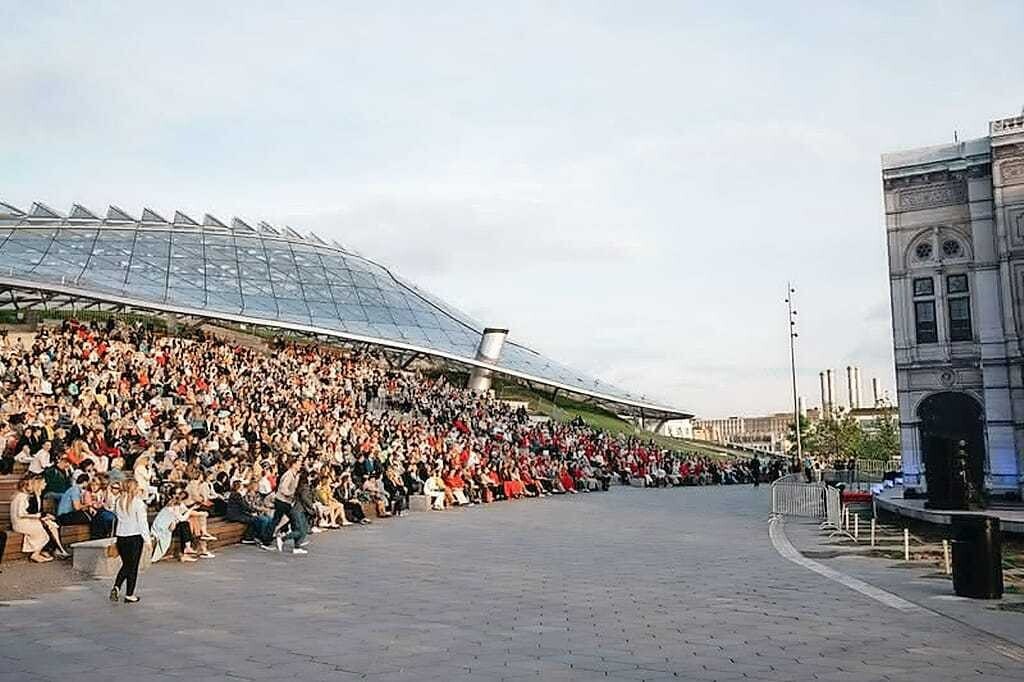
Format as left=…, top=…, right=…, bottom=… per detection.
left=269, top=458, right=308, bottom=554
left=110, top=479, right=149, bottom=604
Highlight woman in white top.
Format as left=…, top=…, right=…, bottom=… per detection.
left=110, top=479, right=149, bottom=604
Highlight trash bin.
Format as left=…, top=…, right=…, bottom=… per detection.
left=950, top=514, right=1003, bottom=599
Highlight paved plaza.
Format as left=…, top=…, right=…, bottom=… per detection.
left=2, top=486, right=1023, bottom=681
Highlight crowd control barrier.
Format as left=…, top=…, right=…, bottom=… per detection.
left=770, top=473, right=828, bottom=519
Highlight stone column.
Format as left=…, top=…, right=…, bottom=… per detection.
left=987, top=120, right=1024, bottom=496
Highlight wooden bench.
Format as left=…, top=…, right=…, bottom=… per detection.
left=2, top=516, right=247, bottom=565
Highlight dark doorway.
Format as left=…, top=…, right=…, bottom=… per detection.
left=917, top=392, right=985, bottom=508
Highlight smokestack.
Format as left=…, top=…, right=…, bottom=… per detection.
left=798, top=396, right=804, bottom=417
left=872, top=377, right=880, bottom=406
left=826, top=369, right=834, bottom=416
left=819, top=372, right=827, bottom=412
left=846, top=366, right=854, bottom=410
left=854, top=367, right=861, bottom=408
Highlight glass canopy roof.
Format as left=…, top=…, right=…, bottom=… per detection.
left=0, top=202, right=687, bottom=418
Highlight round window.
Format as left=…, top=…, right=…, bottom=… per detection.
left=942, top=239, right=962, bottom=257
left=915, top=242, right=933, bottom=260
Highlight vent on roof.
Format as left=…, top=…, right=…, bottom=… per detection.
left=29, top=202, right=62, bottom=219
left=173, top=211, right=199, bottom=226
left=306, top=231, right=327, bottom=245
left=0, top=202, right=25, bottom=218
left=231, top=217, right=256, bottom=233
left=140, top=208, right=168, bottom=224
left=203, top=214, right=227, bottom=229
left=258, top=221, right=280, bottom=236
left=69, top=204, right=100, bottom=220
left=106, top=206, right=136, bottom=223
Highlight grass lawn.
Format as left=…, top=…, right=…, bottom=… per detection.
left=493, top=381, right=747, bottom=460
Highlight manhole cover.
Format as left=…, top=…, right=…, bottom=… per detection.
left=802, top=550, right=841, bottom=559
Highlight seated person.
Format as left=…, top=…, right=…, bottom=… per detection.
left=42, top=457, right=73, bottom=504
left=422, top=470, right=447, bottom=511
left=313, top=475, right=347, bottom=528
left=335, top=472, right=370, bottom=524
left=11, top=477, right=70, bottom=561
left=56, top=473, right=93, bottom=526
left=151, top=490, right=213, bottom=563
left=84, top=475, right=116, bottom=538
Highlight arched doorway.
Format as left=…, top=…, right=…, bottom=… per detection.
left=917, top=392, right=985, bottom=508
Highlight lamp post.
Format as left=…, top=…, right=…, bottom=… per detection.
left=786, top=282, right=803, bottom=463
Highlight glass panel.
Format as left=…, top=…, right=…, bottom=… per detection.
left=948, top=297, right=972, bottom=342
left=364, top=305, right=395, bottom=325
left=331, top=286, right=360, bottom=305
left=241, top=295, right=279, bottom=318
left=912, top=277, right=933, bottom=297
left=356, top=288, right=385, bottom=306
left=947, top=274, right=969, bottom=294
left=336, top=303, right=369, bottom=322
left=167, top=287, right=207, bottom=308
left=914, top=300, right=937, bottom=344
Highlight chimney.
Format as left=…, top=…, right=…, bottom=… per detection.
left=819, top=372, right=827, bottom=413
left=846, top=366, right=854, bottom=410
left=854, top=367, right=861, bottom=408
left=826, top=369, right=834, bottom=416
left=872, top=377, right=880, bottom=406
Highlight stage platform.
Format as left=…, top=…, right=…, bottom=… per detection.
left=875, top=486, right=1024, bottom=535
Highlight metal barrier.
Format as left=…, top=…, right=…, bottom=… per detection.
left=822, top=486, right=844, bottom=532
left=770, top=474, right=827, bottom=519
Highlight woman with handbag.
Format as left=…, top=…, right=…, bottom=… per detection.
left=109, top=479, right=149, bottom=604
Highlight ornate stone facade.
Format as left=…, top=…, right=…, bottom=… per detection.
left=882, top=114, right=1024, bottom=500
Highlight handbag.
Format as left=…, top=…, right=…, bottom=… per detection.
left=105, top=514, right=119, bottom=558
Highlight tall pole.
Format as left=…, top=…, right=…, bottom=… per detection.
left=786, top=282, right=803, bottom=463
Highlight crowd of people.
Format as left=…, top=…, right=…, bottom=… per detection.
left=1, top=319, right=771, bottom=601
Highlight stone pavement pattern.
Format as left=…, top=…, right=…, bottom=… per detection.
left=1, top=486, right=1022, bottom=681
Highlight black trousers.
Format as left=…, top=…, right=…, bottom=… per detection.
left=175, top=521, right=194, bottom=549
left=114, top=535, right=144, bottom=596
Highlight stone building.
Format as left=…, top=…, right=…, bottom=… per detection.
left=882, top=113, right=1024, bottom=501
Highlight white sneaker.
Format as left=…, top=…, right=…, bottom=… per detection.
left=310, top=527, right=323, bottom=534
left=292, top=548, right=308, bottom=555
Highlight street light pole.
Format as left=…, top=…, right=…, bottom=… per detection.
left=786, top=282, right=803, bottom=463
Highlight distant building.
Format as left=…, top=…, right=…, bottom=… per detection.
left=881, top=113, right=1024, bottom=500
left=847, top=406, right=899, bottom=434
left=692, top=412, right=796, bottom=455
left=656, top=419, right=693, bottom=440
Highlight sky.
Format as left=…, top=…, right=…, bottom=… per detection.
left=2, top=1, right=1022, bottom=417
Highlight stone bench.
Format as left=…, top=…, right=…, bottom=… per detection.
left=71, top=537, right=153, bottom=578
left=408, top=494, right=431, bottom=513
left=629, top=477, right=646, bottom=488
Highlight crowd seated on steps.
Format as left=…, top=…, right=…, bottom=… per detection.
left=1, top=318, right=767, bottom=564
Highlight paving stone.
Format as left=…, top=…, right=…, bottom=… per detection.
left=1, top=487, right=1022, bottom=680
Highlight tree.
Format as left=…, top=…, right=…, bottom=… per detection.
left=810, top=408, right=862, bottom=461
left=855, top=410, right=900, bottom=462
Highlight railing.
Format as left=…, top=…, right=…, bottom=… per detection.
left=770, top=473, right=827, bottom=519
left=991, top=115, right=1024, bottom=136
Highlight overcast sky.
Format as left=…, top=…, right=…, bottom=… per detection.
left=2, top=2, right=1022, bottom=417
